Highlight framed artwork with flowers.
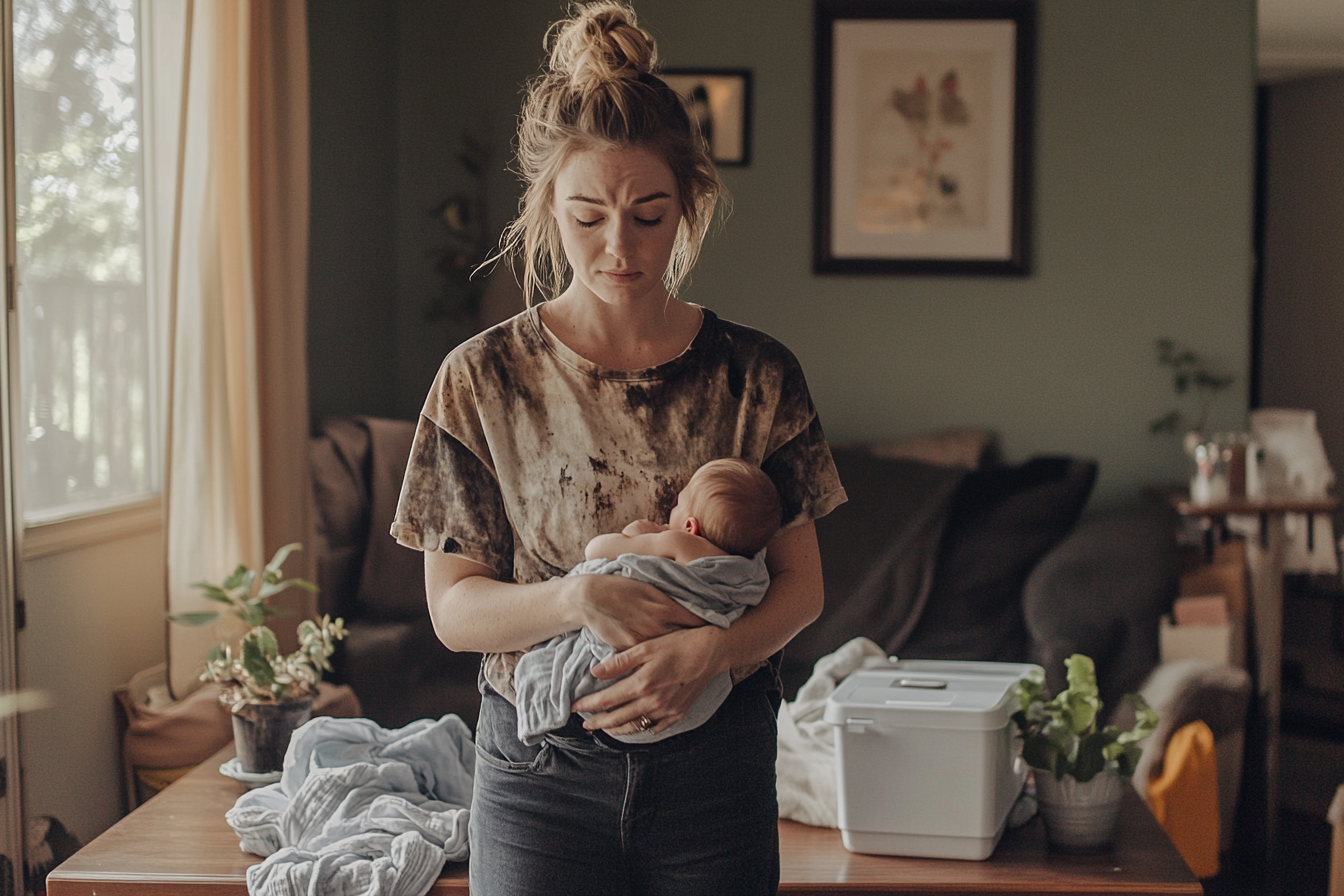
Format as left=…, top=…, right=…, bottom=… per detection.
left=813, top=0, right=1035, bottom=275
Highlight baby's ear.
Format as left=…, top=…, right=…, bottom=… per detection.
left=683, top=516, right=702, bottom=536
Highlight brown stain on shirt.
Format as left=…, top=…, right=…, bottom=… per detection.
left=392, top=305, right=846, bottom=700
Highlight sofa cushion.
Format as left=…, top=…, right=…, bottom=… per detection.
left=311, top=419, right=373, bottom=619
left=864, top=428, right=996, bottom=470
left=352, top=417, right=426, bottom=621
left=898, top=456, right=1097, bottom=664
left=311, top=417, right=427, bottom=622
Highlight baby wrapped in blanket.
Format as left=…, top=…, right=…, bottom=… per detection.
left=514, top=458, right=782, bottom=744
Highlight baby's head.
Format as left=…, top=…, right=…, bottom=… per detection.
left=669, top=459, right=781, bottom=558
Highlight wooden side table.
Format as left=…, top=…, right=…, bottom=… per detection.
left=1156, top=489, right=1339, bottom=866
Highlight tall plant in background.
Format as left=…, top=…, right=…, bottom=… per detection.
left=1149, top=338, right=1235, bottom=448
left=428, top=132, right=496, bottom=330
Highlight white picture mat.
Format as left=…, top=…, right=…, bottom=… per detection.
left=830, top=19, right=1017, bottom=261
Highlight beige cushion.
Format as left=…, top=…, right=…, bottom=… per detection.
left=861, top=428, right=995, bottom=470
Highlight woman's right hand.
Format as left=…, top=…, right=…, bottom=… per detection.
left=564, top=573, right=703, bottom=651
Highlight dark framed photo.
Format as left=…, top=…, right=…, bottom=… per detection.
left=814, top=1, right=1034, bottom=275
left=662, top=69, right=753, bottom=167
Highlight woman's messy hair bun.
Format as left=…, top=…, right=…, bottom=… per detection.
left=547, top=1, right=657, bottom=92
left=492, top=1, right=727, bottom=305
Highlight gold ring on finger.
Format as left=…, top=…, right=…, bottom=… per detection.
left=637, top=714, right=654, bottom=732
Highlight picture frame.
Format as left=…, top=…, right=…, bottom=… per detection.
left=814, top=0, right=1035, bottom=275
left=661, top=69, right=753, bottom=167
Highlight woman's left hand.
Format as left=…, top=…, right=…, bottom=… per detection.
left=572, top=624, right=727, bottom=737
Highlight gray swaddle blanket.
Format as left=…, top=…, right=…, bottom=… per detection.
left=514, top=550, right=769, bottom=745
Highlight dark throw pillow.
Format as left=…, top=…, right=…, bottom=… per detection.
left=897, top=456, right=1098, bottom=664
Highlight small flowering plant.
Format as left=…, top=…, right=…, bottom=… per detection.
left=168, top=543, right=348, bottom=712
left=1011, top=654, right=1158, bottom=783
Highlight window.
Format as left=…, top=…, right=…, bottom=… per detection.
left=12, top=0, right=159, bottom=524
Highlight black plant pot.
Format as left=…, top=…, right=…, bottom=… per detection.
left=231, top=697, right=314, bottom=774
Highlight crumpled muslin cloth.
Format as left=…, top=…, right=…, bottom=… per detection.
left=775, top=637, right=887, bottom=828
left=225, top=714, right=475, bottom=896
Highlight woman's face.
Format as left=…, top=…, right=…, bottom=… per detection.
left=552, top=145, right=681, bottom=308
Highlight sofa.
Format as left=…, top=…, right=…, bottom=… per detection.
left=310, top=418, right=1249, bottom=844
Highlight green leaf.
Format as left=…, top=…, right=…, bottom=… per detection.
left=191, top=583, right=236, bottom=606
left=1022, top=736, right=1058, bottom=774
left=1071, top=730, right=1111, bottom=783
left=238, top=601, right=268, bottom=628
left=1118, top=693, right=1159, bottom=745
left=1062, top=655, right=1100, bottom=734
left=240, top=636, right=274, bottom=687
left=1013, top=673, right=1044, bottom=714
left=249, top=626, right=280, bottom=660
left=221, top=564, right=251, bottom=592
left=1111, top=742, right=1144, bottom=779
left=257, top=577, right=319, bottom=600
left=166, top=611, right=220, bottom=627
left=264, top=543, right=303, bottom=578
left=1064, top=654, right=1098, bottom=694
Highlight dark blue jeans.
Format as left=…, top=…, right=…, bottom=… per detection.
left=469, top=666, right=782, bottom=895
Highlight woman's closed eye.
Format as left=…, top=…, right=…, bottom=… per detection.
left=576, top=215, right=665, bottom=228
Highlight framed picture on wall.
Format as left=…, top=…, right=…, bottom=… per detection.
left=662, top=69, right=753, bottom=166
left=814, top=0, right=1035, bottom=275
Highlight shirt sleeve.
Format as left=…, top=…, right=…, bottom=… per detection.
left=391, top=413, right=514, bottom=580
left=762, top=411, right=847, bottom=531
left=755, top=340, right=846, bottom=529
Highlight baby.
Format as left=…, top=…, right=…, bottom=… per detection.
left=513, top=458, right=782, bottom=744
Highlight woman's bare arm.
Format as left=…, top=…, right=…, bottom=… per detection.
left=424, top=550, right=703, bottom=654
left=571, top=521, right=824, bottom=736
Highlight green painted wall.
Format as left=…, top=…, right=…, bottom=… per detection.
left=308, top=0, right=1258, bottom=509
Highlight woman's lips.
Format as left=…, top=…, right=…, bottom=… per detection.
left=603, top=270, right=642, bottom=283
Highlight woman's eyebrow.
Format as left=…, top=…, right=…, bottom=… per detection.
left=565, top=191, right=672, bottom=205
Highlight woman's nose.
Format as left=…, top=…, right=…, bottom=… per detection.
left=605, top=219, right=634, bottom=259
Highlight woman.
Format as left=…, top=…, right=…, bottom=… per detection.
left=392, top=4, right=845, bottom=893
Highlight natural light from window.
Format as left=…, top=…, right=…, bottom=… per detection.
left=13, top=0, right=158, bottom=524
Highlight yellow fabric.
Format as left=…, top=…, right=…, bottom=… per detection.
left=1146, top=720, right=1220, bottom=878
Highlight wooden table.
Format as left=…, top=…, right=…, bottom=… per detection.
left=49, top=746, right=1199, bottom=895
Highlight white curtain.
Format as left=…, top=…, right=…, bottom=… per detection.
left=148, top=0, right=313, bottom=698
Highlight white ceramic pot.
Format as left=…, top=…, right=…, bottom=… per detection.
left=1033, top=768, right=1124, bottom=853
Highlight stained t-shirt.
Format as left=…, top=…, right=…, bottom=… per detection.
left=391, top=304, right=847, bottom=702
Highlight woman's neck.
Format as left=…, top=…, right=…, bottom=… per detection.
left=541, top=292, right=702, bottom=371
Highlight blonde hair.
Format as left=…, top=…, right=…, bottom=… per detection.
left=684, top=459, right=782, bottom=558
left=495, top=1, right=725, bottom=305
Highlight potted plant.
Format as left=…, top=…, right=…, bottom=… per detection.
left=1012, top=654, right=1158, bottom=853
left=169, top=543, right=348, bottom=774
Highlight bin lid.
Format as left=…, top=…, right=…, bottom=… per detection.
left=822, top=660, right=1040, bottom=731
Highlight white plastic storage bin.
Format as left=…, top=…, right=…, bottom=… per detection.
left=823, top=659, right=1041, bottom=860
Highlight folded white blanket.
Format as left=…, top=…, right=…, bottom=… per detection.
left=775, top=637, right=886, bottom=828
left=226, top=715, right=475, bottom=896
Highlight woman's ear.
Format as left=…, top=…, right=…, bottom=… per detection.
left=683, top=516, right=702, bottom=536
